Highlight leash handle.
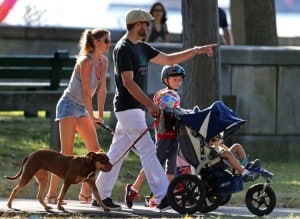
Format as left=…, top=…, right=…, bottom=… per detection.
left=97, top=122, right=114, bottom=135
left=112, top=122, right=154, bottom=166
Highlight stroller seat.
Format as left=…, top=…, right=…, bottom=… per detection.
left=178, top=124, right=225, bottom=174
left=174, top=101, right=247, bottom=173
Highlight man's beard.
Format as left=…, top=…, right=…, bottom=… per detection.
left=138, top=28, right=147, bottom=38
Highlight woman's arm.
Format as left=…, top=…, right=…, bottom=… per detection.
left=79, top=57, right=94, bottom=120
left=97, top=55, right=108, bottom=120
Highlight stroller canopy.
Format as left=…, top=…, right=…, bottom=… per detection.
left=177, top=101, right=246, bottom=141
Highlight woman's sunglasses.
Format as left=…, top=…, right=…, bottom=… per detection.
left=97, top=38, right=111, bottom=44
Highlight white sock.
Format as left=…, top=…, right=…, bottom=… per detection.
left=241, top=169, right=249, bottom=176
left=131, top=185, right=138, bottom=193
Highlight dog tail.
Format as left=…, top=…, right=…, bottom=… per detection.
left=5, top=155, right=29, bottom=180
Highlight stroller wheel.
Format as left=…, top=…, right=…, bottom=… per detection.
left=245, top=183, right=276, bottom=216
left=167, top=174, right=206, bottom=214
left=198, top=192, right=223, bottom=213
left=220, top=193, right=232, bottom=206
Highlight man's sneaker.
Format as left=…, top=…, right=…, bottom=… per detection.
left=157, top=196, right=171, bottom=211
left=92, top=198, right=121, bottom=210
left=245, top=159, right=261, bottom=170
left=243, top=171, right=260, bottom=182
left=124, top=184, right=138, bottom=209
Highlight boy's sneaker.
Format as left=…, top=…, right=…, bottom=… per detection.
left=92, top=198, right=121, bottom=210
left=157, top=196, right=171, bottom=211
left=243, top=171, right=260, bottom=182
left=124, top=184, right=138, bottom=209
left=258, top=168, right=274, bottom=179
left=245, top=159, right=261, bottom=170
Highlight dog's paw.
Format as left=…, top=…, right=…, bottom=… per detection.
left=103, top=206, right=110, bottom=211
left=44, top=205, right=53, bottom=210
left=57, top=205, right=65, bottom=211
left=99, top=203, right=110, bottom=211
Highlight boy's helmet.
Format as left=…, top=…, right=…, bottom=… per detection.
left=154, top=89, right=180, bottom=109
left=161, top=64, right=185, bottom=85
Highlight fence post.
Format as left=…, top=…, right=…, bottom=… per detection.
left=49, top=110, right=61, bottom=151
left=50, top=50, right=69, bottom=90
left=49, top=50, right=69, bottom=151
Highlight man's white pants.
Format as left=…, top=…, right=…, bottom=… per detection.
left=95, top=109, right=169, bottom=203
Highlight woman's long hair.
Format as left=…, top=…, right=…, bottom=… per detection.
left=149, top=2, right=167, bottom=24
left=78, top=28, right=110, bottom=56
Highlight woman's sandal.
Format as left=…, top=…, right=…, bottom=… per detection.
left=44, top=195, right=67, bottom=205
left=79, top=193, right=92, bottom=204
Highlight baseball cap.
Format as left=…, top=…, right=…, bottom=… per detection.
left=126, top=9, right=154, bottom=25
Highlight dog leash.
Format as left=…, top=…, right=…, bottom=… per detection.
left=97, top=122, right=144, bottom=157
left=97, top=122, right=114, bottom=135
left=111, top=122, right=154, bottom=166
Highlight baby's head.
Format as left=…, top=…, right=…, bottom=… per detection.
left=161, top=64, right=185, bottom=90
left=209, top=133, right=224, bottom=146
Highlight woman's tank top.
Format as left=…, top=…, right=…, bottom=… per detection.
left=63, top=54, right=100, bottom=106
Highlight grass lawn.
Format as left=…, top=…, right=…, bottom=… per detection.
left=0, top=112, right=299, bottom=211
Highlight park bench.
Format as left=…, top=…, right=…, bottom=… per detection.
left=0, top=50, right=75, bottom=118
left=0, top=50, right=74, bottom=91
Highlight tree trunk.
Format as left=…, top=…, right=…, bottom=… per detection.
left=181, top=0, right=220, bottom=109
left=230, top=0, right=246, bottom=45
left=233, top=0, right=278, bottom=45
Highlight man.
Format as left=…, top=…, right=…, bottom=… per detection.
left=93, top=8, right=217, bottom=211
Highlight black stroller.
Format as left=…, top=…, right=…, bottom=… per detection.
left=166, top=101, right=276, bottom=216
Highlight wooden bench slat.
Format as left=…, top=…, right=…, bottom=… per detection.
left=0, top=51, right=75, bottom=90
left=0, top=69, right=53, bottom=79
left=0, top=57, right=53, bottom=66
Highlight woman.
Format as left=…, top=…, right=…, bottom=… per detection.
left=146, top=2, right=170, bottom=42
left=45, top=28, right=111, bottom=204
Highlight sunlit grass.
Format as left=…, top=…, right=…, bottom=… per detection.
left=0, top=110, right=47, bottom=118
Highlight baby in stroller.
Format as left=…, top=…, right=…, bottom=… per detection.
left=208, top=133, right=260, bottom=182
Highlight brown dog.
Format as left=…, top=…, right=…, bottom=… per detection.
left=6, top=149, right=112, bottom=211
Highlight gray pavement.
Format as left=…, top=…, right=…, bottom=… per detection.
left=1, top=198, right=300, bottom=218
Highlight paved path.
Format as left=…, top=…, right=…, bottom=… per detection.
left=1, top=198, right=300, bottom=218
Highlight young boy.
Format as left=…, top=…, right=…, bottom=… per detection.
left=124, top=64, right=185, bottom=209
left=208, top=133, right=260, bottom=181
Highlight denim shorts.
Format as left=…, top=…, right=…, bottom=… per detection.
left=55, top=96, right=88, bottom=121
